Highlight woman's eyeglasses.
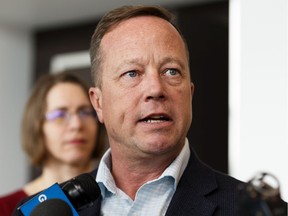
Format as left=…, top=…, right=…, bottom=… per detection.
left=45, top=107, right=97, bottom=125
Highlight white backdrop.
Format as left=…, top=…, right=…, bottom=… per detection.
left=229, top=0, right=288, bottom=201
left=0, top=26, right=31, bottom=195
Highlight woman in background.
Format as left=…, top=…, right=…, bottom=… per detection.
left=0, top=72, right=106, bottom=216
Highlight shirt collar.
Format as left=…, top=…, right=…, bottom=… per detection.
left=160, top=138, right=190, bottom=189
left=96, top=148, right=116, bottom=197
left=96, top=138, right=190, bottom=197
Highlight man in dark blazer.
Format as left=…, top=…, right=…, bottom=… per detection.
left=86, top=5, right=243, bottom=215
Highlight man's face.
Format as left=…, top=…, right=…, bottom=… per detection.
left=90, top=16, right=194, bottom=159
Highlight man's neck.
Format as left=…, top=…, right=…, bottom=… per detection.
left=110, top=149, right=180, bottom=200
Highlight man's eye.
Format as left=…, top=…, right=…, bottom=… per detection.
left=165, top=69, right=179, bottom=76
left=125, top=71, right=138, bottom=78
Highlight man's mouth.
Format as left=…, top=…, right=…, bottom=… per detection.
left=140, top=114, right=171, bottom=123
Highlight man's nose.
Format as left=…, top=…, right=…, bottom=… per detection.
left=144, top=72, right=165, bottom=101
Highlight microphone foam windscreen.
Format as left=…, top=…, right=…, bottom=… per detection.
left=30, top=198, right=73, bottom=216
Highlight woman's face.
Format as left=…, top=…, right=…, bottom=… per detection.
left=42, top=82, right=98, bottom=166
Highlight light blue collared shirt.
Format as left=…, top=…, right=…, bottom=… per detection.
left=96, top=138, right=190, bottom=216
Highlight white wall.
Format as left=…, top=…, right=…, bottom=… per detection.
left=229, top=0, right=288, bottom=201
left=0, top=26, right=32, bottom=195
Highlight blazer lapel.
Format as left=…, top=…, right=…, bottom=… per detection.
left=165, top=147, right=218, bottom=216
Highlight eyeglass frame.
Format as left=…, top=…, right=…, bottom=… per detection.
left=44, top=106, right=97, bottom=125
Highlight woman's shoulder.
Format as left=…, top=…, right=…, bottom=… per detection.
left=0, top=189, right=28, bottom=216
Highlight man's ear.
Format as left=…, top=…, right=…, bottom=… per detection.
left=89, top=87, right=104, bottom=123
left=191, top=82, right=195, bottom=98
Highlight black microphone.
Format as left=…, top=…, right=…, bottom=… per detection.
left=60, top=172, right=100, bottom=211
left=18, top=173, right=101, bottom=216
left=30, top=199, right=73, bottom=216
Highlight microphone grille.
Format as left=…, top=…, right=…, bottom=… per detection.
left=30, top=199, right=73, bottom=216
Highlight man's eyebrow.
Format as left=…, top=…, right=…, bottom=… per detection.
left=112, top=60, right=143, bottom=76
left=160, top=57, right=186, bottom=70
left=116, top=59, right=143, bottom=70
left=114, top=57, right=186, bottom=74
left=118, top=57, right=185, bottom=66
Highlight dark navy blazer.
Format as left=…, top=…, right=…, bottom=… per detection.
left=79, top=147, right=242, bottom=216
